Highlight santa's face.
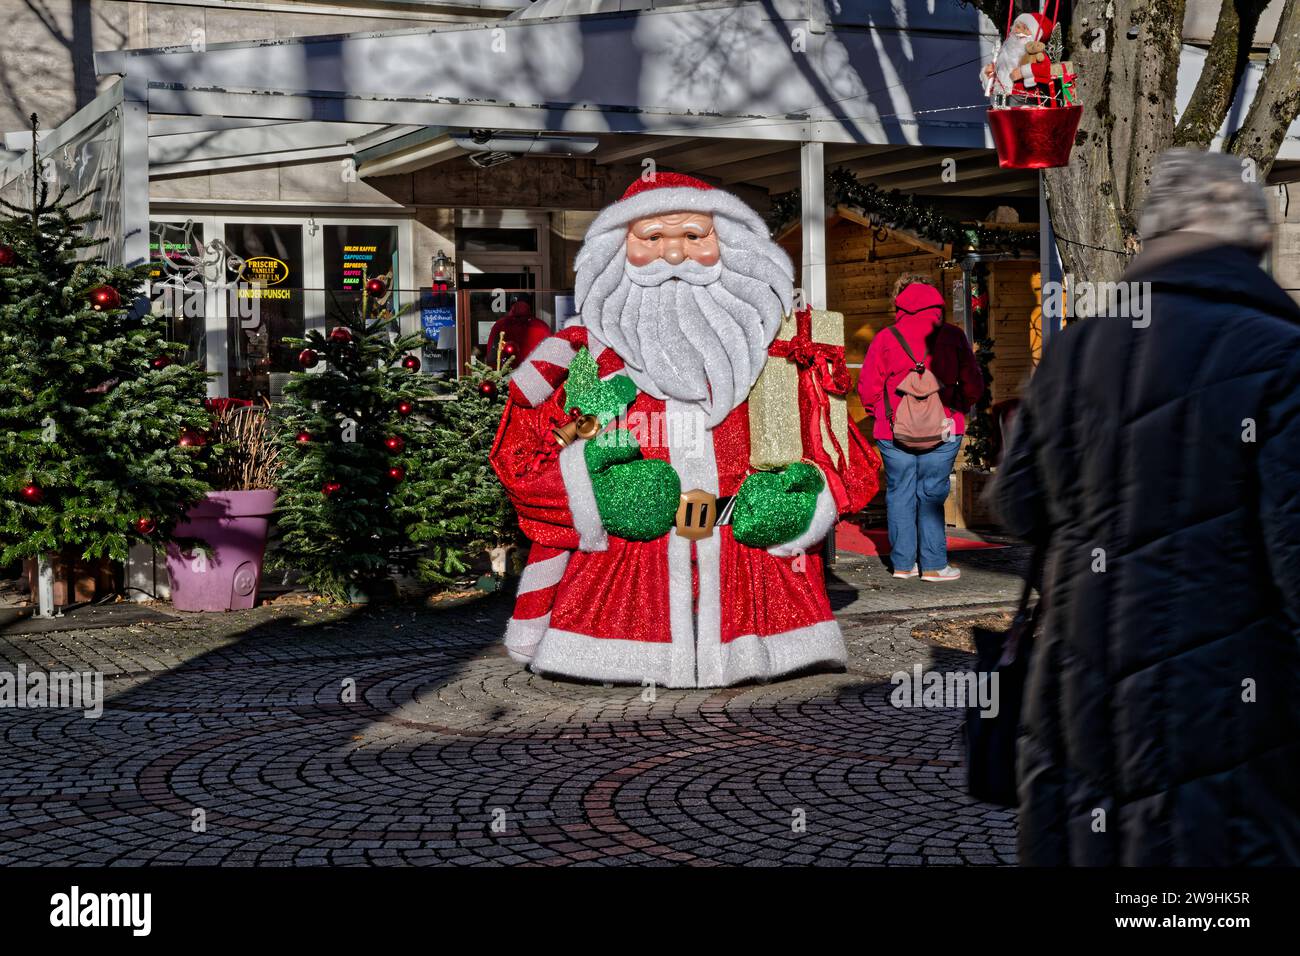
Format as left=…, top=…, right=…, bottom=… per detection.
left=575, top=205, right=792, bottom=428
left=625, top=212, right=720, bottom=267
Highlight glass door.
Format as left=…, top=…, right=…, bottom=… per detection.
left=457, top=216, right=550, bottom=366
left=148, top=219, right=209, bottom=368
left=222, top=221, right=306, bottom=403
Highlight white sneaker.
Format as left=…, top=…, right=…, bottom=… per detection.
left=892, top=564, right=918, bottom=579
left=921, top=565, right=961, bottom=583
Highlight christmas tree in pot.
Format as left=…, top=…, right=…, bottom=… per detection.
left=273, top=276, right=434, bottom=602
left=0, top=116, right=212, bottom=610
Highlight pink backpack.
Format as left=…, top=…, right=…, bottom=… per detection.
left=882, top=326, right=949, bottom=452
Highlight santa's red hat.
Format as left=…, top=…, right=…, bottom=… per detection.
left=1013, top=11, right=1053, bottom=42
left=586, top=170, right=771, bottom=239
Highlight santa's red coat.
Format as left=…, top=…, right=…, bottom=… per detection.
left=490, top=326, right=876, bottom=688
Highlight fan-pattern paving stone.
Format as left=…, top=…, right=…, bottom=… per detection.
left=0, top=552, right=1027, bottom=866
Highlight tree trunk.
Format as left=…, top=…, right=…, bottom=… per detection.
left=967, top=0, right=1300, bottom=292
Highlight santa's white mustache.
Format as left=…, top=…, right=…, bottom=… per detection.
left=624, top=257, right=724, bottom=287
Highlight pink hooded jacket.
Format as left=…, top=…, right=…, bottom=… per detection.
left=857, top=282, right=985, bottom=442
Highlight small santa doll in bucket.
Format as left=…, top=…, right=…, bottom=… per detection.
left=983, top=11, right=1056, bottom=107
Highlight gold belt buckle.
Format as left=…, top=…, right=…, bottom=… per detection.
left=675, top=488, right=718, bottom=540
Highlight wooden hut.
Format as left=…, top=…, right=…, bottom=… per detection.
left=777, top=208, right=1041, bottom=526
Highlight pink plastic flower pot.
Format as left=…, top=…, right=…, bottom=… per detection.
left=166, top=489, right=278, bottom=612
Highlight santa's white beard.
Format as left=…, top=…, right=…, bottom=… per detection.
left=582, top=257, right=785, bottom=428
left=993, top=34, right=1031, bottom=92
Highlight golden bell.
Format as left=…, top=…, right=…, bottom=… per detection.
left=551, top=420, right=579, bottom=447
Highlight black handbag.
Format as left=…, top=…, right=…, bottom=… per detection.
left=965, top=547, right=1043, bottom=807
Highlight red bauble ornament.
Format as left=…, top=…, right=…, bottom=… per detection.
left=329, top=326, right=353, bottom=344
left=478, top=381, right=498, bottom=398
left=178, top=428, right=207, bottom=448
left=0, top=244, right=16, bottom=267
left=322, top=481, right=343, bottom=498
left=150, top=355, right=172, bottom=370
left=298, top=348, right=320, bottom=369
left=384, top=435, right=406, bottom=453
left=89, top=285, right=122, bottom=311
left=502, top=342, right=518, bottom=357
left=365, top=277, right=387, bottom=296
left=295, top=431, right=313, bottom=444
left=401, top=355, right=421, bottom=372
left=396, top=400, right=414, bottom=416
left=134, top=517, right=157, bottom=535
left=387, top=466, right=406, bottom=483
left=20, top=483, right=42, bottom=504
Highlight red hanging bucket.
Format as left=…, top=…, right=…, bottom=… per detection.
left=987, top=104, right=1082, bottom=169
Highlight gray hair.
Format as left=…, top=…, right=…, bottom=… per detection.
left=1139, top=149, right=1273, bottom=252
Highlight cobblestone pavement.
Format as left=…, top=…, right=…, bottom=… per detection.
left=0, top=546, right=1029, bottom=866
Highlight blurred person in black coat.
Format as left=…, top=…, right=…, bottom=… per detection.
left=994, top=149, right=1300, bottom=865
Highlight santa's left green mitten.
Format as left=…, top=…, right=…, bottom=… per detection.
left=730, top=462, right=825, bottom=549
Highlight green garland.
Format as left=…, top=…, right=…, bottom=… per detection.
left=769, top=167, right=1036, bottom=255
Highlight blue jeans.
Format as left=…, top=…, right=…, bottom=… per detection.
left=877, top=437, right=963, bottom=573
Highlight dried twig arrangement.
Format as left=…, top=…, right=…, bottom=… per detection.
left=207, top=402, right=282, bottom=491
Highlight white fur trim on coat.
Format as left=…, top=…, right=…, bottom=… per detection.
left=559, top=438, right=608, bottom=553
left=504, top=614, right=549, bottom=664
left=768, top=469, right=839, bottom=557
left=528, top=620, right=846, bottom=688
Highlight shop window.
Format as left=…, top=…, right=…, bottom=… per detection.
left=224, top=222, right=304, bottom=403
left=148, top=220, right=206, bottom=367
left=323, top=223, right=399, bottom=315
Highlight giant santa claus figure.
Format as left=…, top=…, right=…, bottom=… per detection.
left=490, top=173, right=873, bottom=687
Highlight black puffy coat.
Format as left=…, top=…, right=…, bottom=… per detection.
left=994, top=238, right=1300, bottom=866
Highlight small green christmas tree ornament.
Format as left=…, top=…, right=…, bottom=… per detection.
left=273, top=278, right=435, bottom=601
left=409, top=358, right=522, bottom=588
left=0, top=114, right=212, bottom=579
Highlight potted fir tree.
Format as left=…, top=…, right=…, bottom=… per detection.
left=165, top=402, right=281, bottom=611
left=1, top=120, right=212, bottom=614
left=409, top=358, right=523, bottom=591
left=272, top=277, right=435, bottom=603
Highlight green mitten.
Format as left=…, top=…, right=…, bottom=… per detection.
left=585, top=430, right=680, bottom=541
left=731, top=462, right=825, bottom=549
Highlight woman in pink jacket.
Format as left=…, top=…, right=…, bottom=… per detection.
left=857, top=276, right=984, bottom=581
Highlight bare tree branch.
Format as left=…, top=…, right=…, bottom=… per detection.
left=1229, top=0, right=1300, bottom=178
left=1175, top=0, right=1269, bottom=148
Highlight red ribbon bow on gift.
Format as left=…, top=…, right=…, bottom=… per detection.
left=768, top=307, right=852, bottom=396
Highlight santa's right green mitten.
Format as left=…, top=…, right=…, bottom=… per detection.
left=584, top=430, right=680, bottom=541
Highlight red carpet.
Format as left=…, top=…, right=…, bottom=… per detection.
left=835, top=521, right=1006, bottom=557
